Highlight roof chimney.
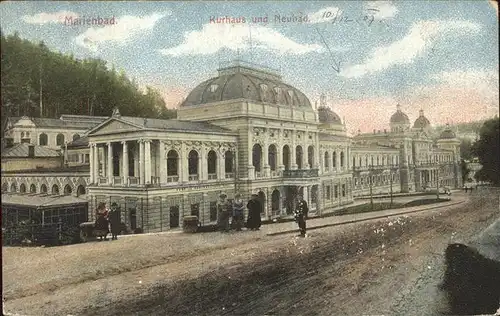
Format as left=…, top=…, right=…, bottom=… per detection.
left=28, top=145, right=35, bottom=158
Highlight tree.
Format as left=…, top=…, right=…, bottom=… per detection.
left=460, top=159, right=470, bottom=183
left=459, top=138, right=474, bottom=161
left=472, top=118, right=500, bottom=185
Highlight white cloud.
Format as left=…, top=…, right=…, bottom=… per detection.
left=364, top=1, right=398, bottom=20
left=75, top=12, right=169, bottom=51
left=22, top=11, right=79, bottom=25
left=340, top=20, right=481, bottom=78
left=159, top=23, right=322, bottom=56
left=431, top=69, right=499, bottom=101
left=307, top=7, right=342, bottom=24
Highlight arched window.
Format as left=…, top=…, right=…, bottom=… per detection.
left=51, top=184, right=60, bottom=195
left=39, top=133, right=48, bottom=146
left=352, top=156, right=356, bottom=168
left=19, top=183, right=26, bottom=193
left=72, top=134, right=80, bottom=141
left=167, top=150, right=179, bottom=176
left=282, top=145, right=291, bottom=171
left=324, top=152, right=330, bottom=170
left=188, top=150, right=199, bottom=179
left=253, top=144, right=262, bottom=172
left=332, top=151, right=337, bottom=168
left=40, top=184, right=47, bottom=193
left=2, top=183, right=8, bottom=192
left=340, top=152, right=345, bottom=167
left=207, top=150, right=217, bottom=176
left=64, top=185, right=72, bottom=195
left=56, top=134, right=65, bottom=146
left=307, top=146, right=314, bottom=168
left=10, top=183, right=17, bottom=192
left=76, top=185, right=86, bottom=197
left=30, top=184, right=36, bottom=193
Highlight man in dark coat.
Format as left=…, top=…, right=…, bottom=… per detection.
left=246, top=194, right=262, bottom=230
left=294, top=195, right=309, bottom=237
left=108, top=203, right=121, bottom=240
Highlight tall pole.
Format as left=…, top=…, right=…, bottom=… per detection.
left=390, top=165, right=394, bottom=208
left=436, top=167, right=440, bottom=200
left=369, top=164, right=373, bottom=211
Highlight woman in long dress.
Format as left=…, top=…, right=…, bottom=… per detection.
left=246, top=194, right=262, bottom=230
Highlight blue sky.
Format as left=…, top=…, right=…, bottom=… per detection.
left=0, top=1, right=498, bottom=131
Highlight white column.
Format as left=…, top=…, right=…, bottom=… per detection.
left=219, top=151, right=225, bottom=180
left=94, top=144, right=100, bottom=180
left=89, top=143, right=94, bottom=184
left=315, top=133, right=320, bottom=170
left=181, top=143, right=189, bottom=182
left=107, top=142, right=113, bottom=184
left=291, top=131, right=297, bottom=169
left=145, top=140, right=151, bottom=184
left=200, top=145, right=206, bottom=181
left=277, top=144, right=284, bottom=171
left=159, top=141, right=166, bottom=184
left=247, top=130, right=255, bottom=179
left=122, top=141, right=128, bottom=185
left=139, top=140, right=145, bottom=184
left=263, top=142, right=270, bottom=176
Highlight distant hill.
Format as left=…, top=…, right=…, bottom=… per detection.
left=1, top=32, right=176, bottom=121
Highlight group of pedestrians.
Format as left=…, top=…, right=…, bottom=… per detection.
left=216, top=193, right=262, bottom=233
left=94, top=202, right=121, bottom=240
left=216, top=192, right=309, bottom=237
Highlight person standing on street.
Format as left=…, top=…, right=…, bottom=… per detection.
left=232, top=193, right=245, bottom=231
left=108, top=203, right=121, bottom=240
left=294, top=195, right=309, bottom=237
left=246, top=194, right=262, bottom=230
left=217, top=193, right=231, bottom=233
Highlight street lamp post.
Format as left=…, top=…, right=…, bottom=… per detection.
left=369, top=164, right=374, bottom=212
left=436, top=166, right=440, bottom=200
left=390, top=164, right=394, bottom=208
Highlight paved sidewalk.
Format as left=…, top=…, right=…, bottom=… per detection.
left=266, top=194, right=466, bottom=236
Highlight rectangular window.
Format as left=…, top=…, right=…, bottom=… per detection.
left=85, top=154, right=90, bottom=163
left=326, top=186, right=331, bottom=200
left=342, top=184, right=346, bottom=197
left=334, top=185, right=338, bottom=199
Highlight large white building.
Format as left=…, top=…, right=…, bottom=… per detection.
left=1, top=61, right=462, bottom=232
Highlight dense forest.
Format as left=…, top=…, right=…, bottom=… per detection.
left=1, top=32, right=177, bottom=120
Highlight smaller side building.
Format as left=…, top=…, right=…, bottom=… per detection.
left=1, top=143, right=62, bottom=172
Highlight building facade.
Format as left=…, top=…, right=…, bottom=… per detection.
left=1, top=61, right=463, bottom=233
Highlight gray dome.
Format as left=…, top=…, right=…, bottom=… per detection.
left=390, top=109, right=410, bottom=124
left=318, top=106, right=342, bottom=125
left=413, top=110, right=431, bottom=128
left=181, top=63, right=312, bottom=108
left=439, top=126, right=457, bottom=139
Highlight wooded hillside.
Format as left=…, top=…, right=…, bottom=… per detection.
left=1, top=32, right=176, bottom=120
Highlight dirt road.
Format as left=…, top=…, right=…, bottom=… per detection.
left=3, top=188, right=499, bottom=316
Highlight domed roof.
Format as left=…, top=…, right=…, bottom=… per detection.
left=413, top=109, right=431, bottom=128
left=318, top=106, right=342, bottom=125
left=439, top=124, right=457, bottom=139
left=181, top=61, right=311, bottom=108
left=390, top=104, right=410, bottom=124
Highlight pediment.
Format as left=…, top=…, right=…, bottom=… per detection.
left=14, top=117, right=36, bottom=127
left=88, top=119, right=143, bottom=135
